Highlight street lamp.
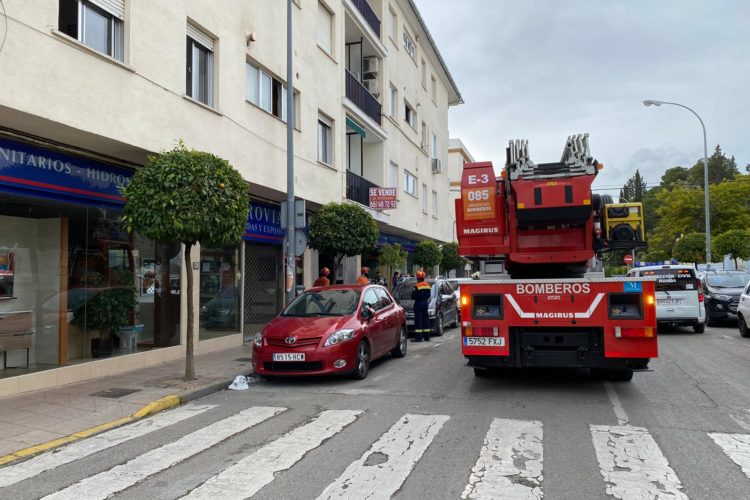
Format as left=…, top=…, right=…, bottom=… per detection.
left=643, top=99, right=711, bottom=265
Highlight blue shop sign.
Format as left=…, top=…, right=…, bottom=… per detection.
left=0, top=137, right=133, bottom=208
left=377, top=233, right=417, bottom=252
left=243, top=201, right=283, bottom=244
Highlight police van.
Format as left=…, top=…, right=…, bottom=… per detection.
left=627, top=264, right=706, bottom=333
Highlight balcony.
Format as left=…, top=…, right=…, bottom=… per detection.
left=350, top=0, right=380, bottom=37
left=346, top=70, right=381, bottom=125
left=347, top=170, right=379, bottom=206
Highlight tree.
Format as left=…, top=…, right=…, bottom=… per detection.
left=413, top=240, right=442, bottom=273
left=308, top=202, right=379, bottom=280
left=660, top=166, right=689, bottom=190
left=686, top=145, right=739, bottom=187
left=378, top=243, right=407, bottom=286
left=618, top=169, right=647, bottom=202
left=672, top=233, right=706, bottom=264
left=440, top=242, right=466, bottom=275
left=123, top=143, right=249, bottom=380
left=714, top=229, right=750, bottom=268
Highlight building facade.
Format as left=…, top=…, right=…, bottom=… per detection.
left=0, top=0, right=461, bottom=394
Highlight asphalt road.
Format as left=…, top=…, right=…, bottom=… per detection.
left=2, top=323, right=749, bottom=500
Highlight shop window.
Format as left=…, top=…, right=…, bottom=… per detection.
left=199, top=244, right=241, bottom=338
left=0, top=249, right=14, bottom=298
left=58, top=0, right=124, bottom=61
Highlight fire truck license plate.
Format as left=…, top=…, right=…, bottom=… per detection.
left=463, top=337, right=505, bottom=347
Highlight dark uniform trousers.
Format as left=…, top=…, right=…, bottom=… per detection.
left=411, top=281, right=432, bottom=341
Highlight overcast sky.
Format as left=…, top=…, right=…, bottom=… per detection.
left=417, top=0, right=749, bottom=197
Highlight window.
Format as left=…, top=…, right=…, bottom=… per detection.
left=404, top=101, right=416, bottom=129
left=58, top=0, right=124, bottom=61
left=421, top=122, right=428, bottom=151
left=421, top=59, right=427, bottom=88
left=387, top=6, right=397, bottom=41
left=374, top=288, right=393, bottom=309
left=388, top=161, right=398, bottom=189
left=318, top=114, right=333, bottom=165
left=389, top=83, right=398, bottom=118
left=363, top=289, right=381, bottom=311
left=403, top=29, right=416, bottom=60
left=431, top=75, right=437, bottom=103
left=431, top=132, right=438, bottom=159
left=186, top=24, right=214, bottom=106
left=404, top=170, right=417, bottom=196
left=246, top=61, right=297, bottom=124
left=422, top=183, right=428, bottom=211
left=317, top=2, right=333, bottom=55
left=432, top=190, right=437, bottom=215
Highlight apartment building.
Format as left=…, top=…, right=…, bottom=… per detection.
left=0, top=0, right=461, bottom=393
left=448, top=138, right=475, bottom=199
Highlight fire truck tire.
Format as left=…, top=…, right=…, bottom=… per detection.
left=693, top=323, right=705, bottom=334
left=609, top=369, right=634, bottom=382
left=473, top=367, right=491, bottom=378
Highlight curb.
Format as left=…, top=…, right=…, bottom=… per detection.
left=0, top=376, right=238, bottom=467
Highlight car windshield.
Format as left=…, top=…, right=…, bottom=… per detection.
left=641, top=269, right=696, bottom=291
left=282, top=289, right=360, bottom=317
left=394, top=281, right=436, bottom=300
left=706, top=273, right=750, bottom=288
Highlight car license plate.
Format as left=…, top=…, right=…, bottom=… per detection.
left=463, top=337, right=505, bottom=347
left=406, top=319, right=414, bottom=326
left=657, top=299, right=682, bottom=306
left=272, top=353, right=305, bottom=362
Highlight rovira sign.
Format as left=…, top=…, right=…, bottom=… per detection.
left=243, top=201, right=284, bottom=244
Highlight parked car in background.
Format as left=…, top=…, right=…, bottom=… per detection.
left=701, top=271, right=750, bottom=326
left=737, top=278, right=750, bottom=338
left=627, top=264, right=706, bottom=333
left=252, top=285, right=406, bottom=379
left=447, top=278, right=474, bottom=311
left=393, top=278, right=459, bottom=336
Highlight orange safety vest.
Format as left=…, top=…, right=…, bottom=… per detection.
left=356, top=275, right=369, bottom=285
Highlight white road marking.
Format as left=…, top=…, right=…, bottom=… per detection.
left=729, top=410, right=750, bottom=432
left=372, top=372, right=392, bottom=382
left=0, top=404, right=216, bottom=488
left=316, top=413, right=449, bottom=500
left=41, top=406, right=286, bottom=500
left=590, top=425, right=688, bottom=499
left=708, top=433, right=750, bottom=479
left=183, top=410, right=362, bottom=499
left=461, top=418, right=543, bottom=500
left=604, top=381, right=629, bottom=425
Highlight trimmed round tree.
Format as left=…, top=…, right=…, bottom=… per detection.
left=122, top=143, right=249, bottom=380
left=671, top=233, right=707, bottom=265
left=440, top=242, right=467, bottom=276
left=714, top=229, right=750, bottom=268
left=378, top=243, right=407, bottom=287
left=308, top=202, right=379, bottom=282
left=413, top=240, right=442, bottom=276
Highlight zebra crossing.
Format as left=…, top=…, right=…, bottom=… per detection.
left=1, top=404, right=748, bottom=499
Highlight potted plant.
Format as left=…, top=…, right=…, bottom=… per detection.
left=72, top=286, right=136, bottom=358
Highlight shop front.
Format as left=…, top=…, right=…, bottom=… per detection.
left=0, top=136, right=181, bottom=382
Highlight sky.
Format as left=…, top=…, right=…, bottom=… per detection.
left=417, top=0, right=749, bottom=197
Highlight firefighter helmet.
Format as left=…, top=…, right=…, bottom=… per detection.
left=415, top=270, right=426, bottom=279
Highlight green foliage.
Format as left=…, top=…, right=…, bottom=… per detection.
left=619, top=169, right=647, bottom=202
left=413, top=240, right=442, bottom=270
left=440, top=242, right=466, bottom=273
left=640, top=187, right=663, bottom=238
left=714, top=229, right=750, bottom=267
left=640, top=250, right=670, bottom=263
left=72, top=287, right=137, bottom=336
left=686, top=145, right=739, bottom=186
left=660, top=166, right=689, bottom=190
left=605, top=266, right=628, bottom=277
left=378, top=243, right=407, bottom=269
left=122, top=143, right=249, bottom=247
left=308, top=202, right=379, bottom=269
left=672, top=233, right=706, bottom=264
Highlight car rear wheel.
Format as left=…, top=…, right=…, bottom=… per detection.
left=391, top=326, right=407, bottom=358
left=740, top=316, right=750, bottom=338
left=351, top=340, right=370, bottom=379
left=434, top=314, right=444, bottom=337
left=450, top=310, right=459, bottom=328
left=694, top=323, right=705, bottom=334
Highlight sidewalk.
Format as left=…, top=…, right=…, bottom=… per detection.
left=0, top=345, right=254, bottom=461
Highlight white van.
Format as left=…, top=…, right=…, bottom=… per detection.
left=628, top=265, right=706, bottom=333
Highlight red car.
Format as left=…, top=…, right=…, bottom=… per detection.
left=252, top=285, right=407, bottom=379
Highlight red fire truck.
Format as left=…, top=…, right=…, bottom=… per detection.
left=455, top=134, right=656, bottom=381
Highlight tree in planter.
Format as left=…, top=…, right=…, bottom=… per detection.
left=122, top=143, right=249, bottom=380
left=72, top=287, right=136, bottom=357
left=413, top=240, right=442, bottom=275
left=714, top=229, right=750, bottom=268
left=440, top=242, right=467, bottom=277
left=671, top=233, right=707, bottom=265
left=378, top=243, right=407, bottom=288
left=308, top=202, right=379, bottom=281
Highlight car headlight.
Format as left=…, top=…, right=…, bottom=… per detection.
left=253, top=332, right=263, bottom=347
left=324, top=329, right=356, bottom=347
left=712, top=294, right=732, bottom=301
left=428, top=308, right=436, bottom=316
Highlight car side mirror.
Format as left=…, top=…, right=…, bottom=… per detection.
left=361, top=306, right=374, bottom=321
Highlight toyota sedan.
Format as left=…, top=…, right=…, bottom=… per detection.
left=251, top=285, right=407, bottom=379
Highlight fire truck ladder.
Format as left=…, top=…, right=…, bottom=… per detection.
left=507, top=134, right=599, bottom=180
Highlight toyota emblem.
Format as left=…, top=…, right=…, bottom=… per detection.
left=285, top=336, right=296, bottom=345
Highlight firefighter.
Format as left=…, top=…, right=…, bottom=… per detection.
left=356, top=266, right=370, bottom=285
left=313, top=267, right=331, bottom=287
left=411, top=270, right=432, bottom=342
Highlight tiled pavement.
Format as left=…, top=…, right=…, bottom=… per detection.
left=0, top=345, right=254, bottom=456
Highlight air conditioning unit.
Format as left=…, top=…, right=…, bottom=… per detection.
left=431, top=158, right=442, bottom=173
left=363, top=57, right=380, bottom=73
left=364, top=78, right=379, bottom=96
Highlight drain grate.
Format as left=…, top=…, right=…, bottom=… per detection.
left=90, top=388, right=141, bottom=399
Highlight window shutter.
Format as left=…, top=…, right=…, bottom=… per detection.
left=187, top=23, right=213, bottom=51
left=89, top=0, right=125, bottom=20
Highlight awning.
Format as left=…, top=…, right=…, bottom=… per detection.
left=346, top=117, right=366, bottom=138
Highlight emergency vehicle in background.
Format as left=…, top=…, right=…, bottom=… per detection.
left=455, top=134, right=656, bottom=381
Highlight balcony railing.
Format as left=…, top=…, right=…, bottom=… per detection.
left=347, top=170, right=379, bottom=206
left=346, top=70, right=381, bottom=125
left=350, top=0, right=380, bottom=37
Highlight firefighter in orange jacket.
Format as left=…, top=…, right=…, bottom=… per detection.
left=313, top=267, right=331, bottom=287
left=356, top=267, right=370, bottom=285
left=411, top=270, right=432, bottom=342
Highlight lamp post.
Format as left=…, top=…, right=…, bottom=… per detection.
left=643, top=99, right=711, bottom=265
left=285, top=0, right=296, bottom=302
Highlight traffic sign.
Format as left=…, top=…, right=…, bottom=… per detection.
left=623, top=254, right=633, bottom=265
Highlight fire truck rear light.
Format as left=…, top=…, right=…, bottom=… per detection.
left=475, top=327, right=497, bottom=337
left=464, top=327, right=473, bottom=337
left=582, top=198, right=591, bottom=205
left=615, top=326, right=651, bottom=338
left=461, top=295, right=469, bottom=307
left=646, top=294, right=655, bottom=306
left=517, top=202, right=525, bottom=209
